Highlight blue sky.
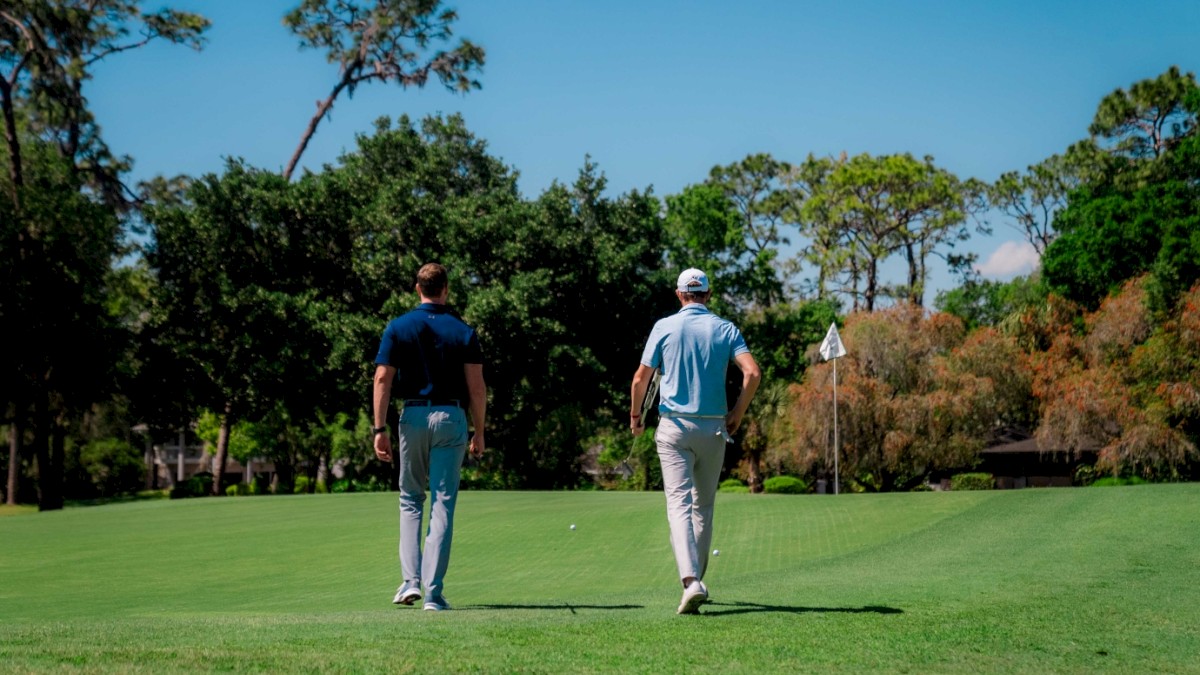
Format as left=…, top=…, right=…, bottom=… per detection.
left=87, top=0, right=1200, bottom=302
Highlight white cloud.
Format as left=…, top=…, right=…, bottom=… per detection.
left=975, top=240, right=1040, bottom=279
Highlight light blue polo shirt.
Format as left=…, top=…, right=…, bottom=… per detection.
left=640, top=304, right=750, bottom=417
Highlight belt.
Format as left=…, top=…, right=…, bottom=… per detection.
left=661, top=412, right=725, bottom=419
left=403, top=398, right=463, bottom=408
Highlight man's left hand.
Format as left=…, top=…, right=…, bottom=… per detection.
left=374, top=433, right=393, bottom=462
left=725, top=412, right=743, bottom=436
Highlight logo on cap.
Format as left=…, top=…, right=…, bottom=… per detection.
left=676, top=268, right=710, bottom=293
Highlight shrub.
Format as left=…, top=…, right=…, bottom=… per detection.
left=330, top=479, right=353, bottom=493
left=134, top=490, right=169, bottom=500
left=762, top=475, right=808, bottom=494
left=79, top=438, right=145, bottom=498
left=225, top=483, right=252, bottom=497
left=1074, top=464, right=1098, bottom=486
left=294, top=475, right=311, bottom=494
left=1090, top=475, right=1148, bottom=487
left=951, top=472, right=994, bottom=491
left=169, top=473, right=212, bottom=499
left=719, top=478, right=750, bottom=494
left=249, top=475, right=269, bottom=495
left=352, top=476, right=393, bottom=492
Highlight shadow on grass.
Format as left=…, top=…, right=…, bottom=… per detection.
left=701, top=601, right=903, bottom=617
left=461, top=603, right=644, bottom=614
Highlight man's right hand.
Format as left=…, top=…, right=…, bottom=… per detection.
left=631, top=417, right=645, bottom=437
left=469, top=431, right=486, bottom=459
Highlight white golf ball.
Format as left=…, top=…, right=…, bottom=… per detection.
left=713, top=549, right=720, bottom=556
left=570, top=524, right=576, bottom=530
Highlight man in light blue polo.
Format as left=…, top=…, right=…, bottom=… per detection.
left=631, top=268, right=761, bottom=614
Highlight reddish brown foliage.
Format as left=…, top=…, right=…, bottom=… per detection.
left=788, top=304, right=1023, bottom=490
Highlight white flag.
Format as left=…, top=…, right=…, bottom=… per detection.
left=819, top=322, right=847, bottom=361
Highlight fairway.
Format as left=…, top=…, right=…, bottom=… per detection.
left=2, top=486, right=1199, bottom=673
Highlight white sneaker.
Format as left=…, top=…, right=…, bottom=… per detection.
left=677, top=580, right=708, bottom=615
left=392, top=582, right=421, bottom=606
left=423, top=594, right=451, bottom=611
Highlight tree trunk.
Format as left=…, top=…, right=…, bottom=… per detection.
left=6, top=420, right=20, bottom=505
left=904, top=242, right=921, bottom=305
left=283, top=69, right=355, bottom=181
left=864, top=258, right=879, bottom=311
left=33, top=390, right=63, bottom=511
left=747, top=448, right=763, bottom=494
left=211, top=401, right=233, bottom=496
left=143, top=434, right=155, bottom=491
left=0, top=78, right=24, bottom=206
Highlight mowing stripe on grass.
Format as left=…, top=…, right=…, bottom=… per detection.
left=2, top=485, right=1197, bottom=672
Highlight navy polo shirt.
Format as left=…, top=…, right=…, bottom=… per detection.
left=374, top=303, right=483, bottom=401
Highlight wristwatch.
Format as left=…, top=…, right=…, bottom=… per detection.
left=372, top=426, right=388, bottom=435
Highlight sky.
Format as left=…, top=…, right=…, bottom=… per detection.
left=86, top=0, right=1200, bottom=303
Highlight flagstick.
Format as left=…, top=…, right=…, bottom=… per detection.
left=832, top=356, right=839, bottom=496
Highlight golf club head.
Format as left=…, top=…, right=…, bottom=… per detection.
left=617, top=460, right=634, bottom=480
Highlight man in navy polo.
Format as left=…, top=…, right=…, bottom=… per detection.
left=373, top=262, right=486, bottom=611
left=631, top=268, right=761, bottom=614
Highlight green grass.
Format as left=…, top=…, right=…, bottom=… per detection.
left=2, top=485, right=1199, bottom=673
left=0, top=504, right=37, bottom=517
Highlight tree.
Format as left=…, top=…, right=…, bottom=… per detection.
left=145, top=162, right=299, bottom=496
left=797, top=153, right=974, bottom=310
left=1089, top=65, right=1197, bottom=161
left=987, top=153, right=1086, bottom=255
left=463, top=159, right=668, bottom=487
left=1, top=2, right=207, bottom=509
left=1042, top=69, right=1200, bottom=311
left=704, top=153, right=791, bottom=307
left=0, top=0, right=208, bottom=205
left=282, top=0, right=484, bottom=180
left=1032, top=277, right=1200, bottom=478
left=934, top=273, right=1046, bottom=331
left=1, top=141, right=124, bottom=510
left=787, top=305, right=1014, bottom=491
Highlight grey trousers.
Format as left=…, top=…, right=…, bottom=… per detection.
left=655, top=415, right=726, bottom=584
left=397, top=405, right=468, bottom=599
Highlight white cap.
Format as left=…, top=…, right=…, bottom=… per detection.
left=676, top=268, right=710, bottom=293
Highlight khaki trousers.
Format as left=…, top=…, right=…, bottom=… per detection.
left=655, top=414, right=726, bottom=584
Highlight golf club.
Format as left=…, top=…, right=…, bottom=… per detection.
left=619, top=369, right=661, bottom=478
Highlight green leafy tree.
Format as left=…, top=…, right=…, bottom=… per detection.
left=0, top=0, right=208, bottom=205
left=934, top=273, right=1046, bottom=331
left=1042, top=69, right=1200, bottom=311
left=282, top=0, right=484, bottom=180
left=704, top=153, right=791, bottom=307
left=988, top=153, right=1087, bottom=255
left=1, top=141, right=124, bottom=510
left=797, top=153, right=974, bottom=310
left=463, top=159, right=667, bottom=487
left=0, top=1, right=207, bottom=510
left=1089, top=65, right=1197, bottom=161
left=145, top=163, right=301, bottom=495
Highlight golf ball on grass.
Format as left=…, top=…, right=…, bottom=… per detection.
left=570, top=524, right=576, bottom=530
left=713, top=549, right=720, bottom=556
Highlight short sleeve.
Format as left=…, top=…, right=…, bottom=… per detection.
left=727, top=323, right=749, bottom=359
left=463, top=329, right=484, bottom=364
left=640, top=322, right=665, bottom=369
left=374, top=322, right=396, bottom=366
